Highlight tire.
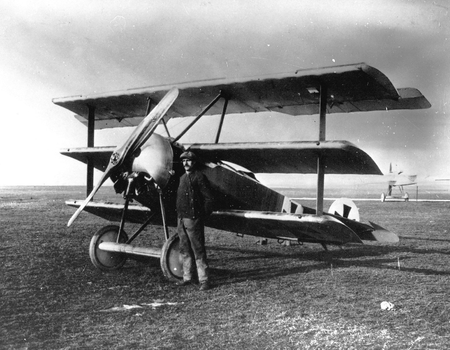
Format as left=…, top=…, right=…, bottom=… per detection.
left=160, top=234, right=183, bottom=281
left=89, top=225, right=128, bottom=271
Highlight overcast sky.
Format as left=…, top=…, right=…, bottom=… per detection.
left=0, top=0, right=448, bottom=186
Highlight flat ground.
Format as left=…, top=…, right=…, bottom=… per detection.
left=1, top=187, right=449, bottom=349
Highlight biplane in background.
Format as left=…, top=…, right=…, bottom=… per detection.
left=381, top=163, right=417, bottom=202
left=53, top=62, right=430, bottom=281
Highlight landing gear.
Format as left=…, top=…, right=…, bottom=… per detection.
left=160, top=234, right=183, bottom=281
left=89, top=225, right=128, bottom=271
left=381, top=189, right=409, bottom=202
left=88, top=173, right=179, bottom=279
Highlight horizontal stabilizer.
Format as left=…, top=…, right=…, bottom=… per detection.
left=367, top=221, right=399, bottom=243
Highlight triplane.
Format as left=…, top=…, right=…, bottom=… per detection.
left=54, top=63, right=430, bottom=281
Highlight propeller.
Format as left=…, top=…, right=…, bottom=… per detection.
left=67, top=87, right=179, bottom=227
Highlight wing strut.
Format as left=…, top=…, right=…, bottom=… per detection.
left=172, top=92, right=223, bottom=142
left=215, top=97, right=229, bottom=143
left=86, top=105, right=95, bottom=195
left=316, top=84, right=327, bottom=216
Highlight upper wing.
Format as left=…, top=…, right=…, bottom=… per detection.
left=53, top=62, right=431, bottom=130
left=391, top=174, right=418, bottom=187
left=61, top=140, right=381, bottom=175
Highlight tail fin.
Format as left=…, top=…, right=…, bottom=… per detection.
left=328, top=198, right=360, bottom=221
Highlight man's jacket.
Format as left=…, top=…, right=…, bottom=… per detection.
left=176, top=170, right=214, bottom=219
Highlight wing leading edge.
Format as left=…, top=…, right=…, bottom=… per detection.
left=53, top=63, right=431, bottom=130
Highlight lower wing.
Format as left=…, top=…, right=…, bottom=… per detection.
left=65, top=200, right=152, bottom=224
left=65, top=202, right=398, bottom=244
left=208, top=210, right=399, bottom=245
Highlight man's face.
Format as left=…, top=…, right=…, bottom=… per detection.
left=182, top=158, right=195, bottom=172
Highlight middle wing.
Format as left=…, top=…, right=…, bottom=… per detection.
left=189, top=140, right=381, bottom=174
left=61, top=140, right=381, bottom=175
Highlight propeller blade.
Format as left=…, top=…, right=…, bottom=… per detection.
left=67, top=167, right=112, bottom=227
left=111, top=87, right=179, bottom=169
left=67, top=87, right=179, bottom=227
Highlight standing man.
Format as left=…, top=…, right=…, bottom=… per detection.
left=176, top=151, right=214, bottom=291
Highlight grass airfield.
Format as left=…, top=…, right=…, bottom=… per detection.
left=1, top=186, right=450, bottom=349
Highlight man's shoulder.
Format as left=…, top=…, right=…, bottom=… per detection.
left=192, top=170, right=208, bottom=180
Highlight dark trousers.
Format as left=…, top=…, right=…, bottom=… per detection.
left=177, top=218, right=209, bottom=283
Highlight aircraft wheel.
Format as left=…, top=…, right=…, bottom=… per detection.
left=381, top=193, right=386, bottom=202
left=89, top=225, right=128, bottom=271
left=160, top=234, right=183, bottom=281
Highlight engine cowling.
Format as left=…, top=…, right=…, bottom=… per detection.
left=132, top=133, right=173, bottom=189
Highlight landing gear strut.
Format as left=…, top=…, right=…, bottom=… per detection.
left=88, top=172, right=183, bottom=281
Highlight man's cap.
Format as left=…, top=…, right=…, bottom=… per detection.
left=180, top=151, right=197, bottom=160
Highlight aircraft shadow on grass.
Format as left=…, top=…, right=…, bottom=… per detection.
left=206, top=244, right=450, bottom=285
left=399, top=236, right=450, bottom=243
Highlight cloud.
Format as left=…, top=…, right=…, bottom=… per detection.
left=0, top=0, right=448, bottom=184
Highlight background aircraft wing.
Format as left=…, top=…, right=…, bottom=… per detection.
left=61, top=140, right=382, bottom=175
left=53, top=62, right=431, bottom=130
